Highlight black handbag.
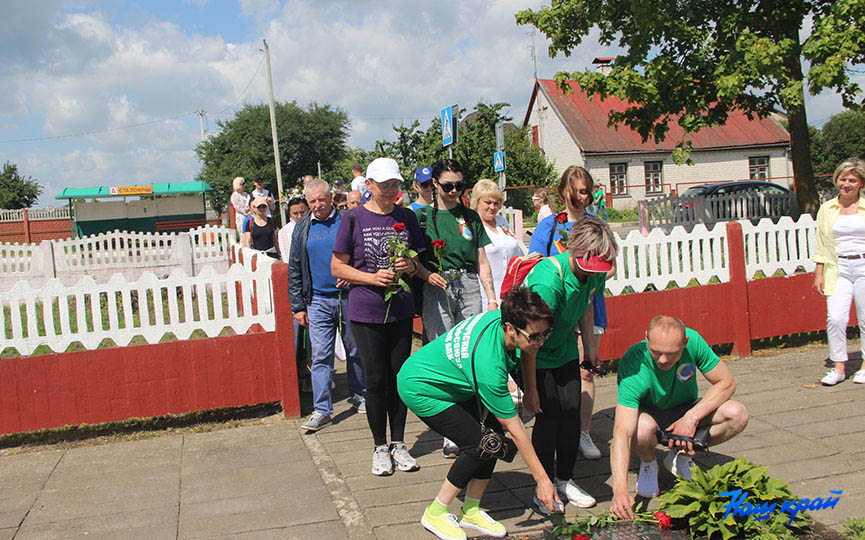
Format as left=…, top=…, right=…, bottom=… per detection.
left=470, top=321, right=518, bottom=462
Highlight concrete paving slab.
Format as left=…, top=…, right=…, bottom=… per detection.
left=0, top=528, right=15, bottom=540
left=181, top=460, right=320, bottom=504
left=25, top=492, right=177, bottom=525
left=187, top=520, right=349, bottom=540
left=181, top=441, right=310, bottom=475
left=15, top=505, right=177, bottom=540
left=178, top=498, right=339, bottom=538
left=0, top=450, right=64, bottom=486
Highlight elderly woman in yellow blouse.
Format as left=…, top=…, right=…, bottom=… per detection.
left=814, top=158, right=865, bottom=386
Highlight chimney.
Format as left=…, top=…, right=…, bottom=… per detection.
left=592, top=57, right=614, bottom=76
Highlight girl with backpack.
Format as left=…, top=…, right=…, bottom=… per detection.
left=528, top=166, right=615, bottom=464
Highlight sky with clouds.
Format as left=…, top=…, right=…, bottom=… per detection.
left=0, top=0, right=855, bottom=205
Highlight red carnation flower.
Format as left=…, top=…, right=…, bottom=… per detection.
left=555, top=212, right=568, bottom=223
left=392, top=222, right=406, bottom=232
left=572, top=535, right=591, bottom=540
left=431, top=239, right=446, bottom=249
left=654, top=510, right=672, bottom=530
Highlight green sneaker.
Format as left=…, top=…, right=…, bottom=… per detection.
left=421, top=508, right=465, bottom=540
left=459, top=509, right=506, bottom=538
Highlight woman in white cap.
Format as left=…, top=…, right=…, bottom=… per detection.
left=332, top=157, right=430, bottom=476
left=242, top=196, right=279, bottom=259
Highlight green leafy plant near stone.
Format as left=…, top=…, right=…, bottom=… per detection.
left=842, top=517, right=865, bottom=540
left=657, top=457, right=810, bottom=539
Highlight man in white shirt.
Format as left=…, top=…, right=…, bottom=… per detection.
left=350, top=164, right=367, bottom=195
left=247, top=175, right=276, bottom=218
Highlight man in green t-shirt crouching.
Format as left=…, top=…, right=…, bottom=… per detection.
left=610, top=316, right=749, bottom=520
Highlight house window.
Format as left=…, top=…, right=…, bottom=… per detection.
left=531, top=125, right=539, bottom=147
left=749, top=156, right=770, bottom=179
left=644, top=161, right=663, bottom=193
left=610, top=163, right=628, bottom=195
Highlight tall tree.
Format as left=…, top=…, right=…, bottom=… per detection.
left=0, top=161, right=42, bottom=209
left=371, top=101, right=555, bottom=194
left=516, top=0, right=865, bottom=215
left=811, top=110, right=865, bottom=192
left=196, top=102, right=349, bottom=212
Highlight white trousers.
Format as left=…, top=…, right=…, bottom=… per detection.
left=826, top=257, right=865, bottom=362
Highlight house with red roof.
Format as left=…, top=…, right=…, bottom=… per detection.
left=523, top=74, right=792, bottom=209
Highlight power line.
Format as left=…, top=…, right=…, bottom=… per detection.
left=0, top=111, right=199, bottom=144
left=211, top=52, right=266, bottom=116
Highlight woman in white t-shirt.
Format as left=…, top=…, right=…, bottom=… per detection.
left=470, top=179, right=525, bottom=305
left=814, top=158, right=865, bottom=386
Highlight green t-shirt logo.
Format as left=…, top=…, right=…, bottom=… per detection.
left=457, top=217, right=473, bottom=241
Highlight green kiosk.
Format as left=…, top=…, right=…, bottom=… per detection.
left=56, top=181, right=214, bottom=237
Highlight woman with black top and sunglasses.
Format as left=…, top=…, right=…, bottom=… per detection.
left=242, top=196, right=279, bottom=259
left=416, top=159, right=497, bottom=341
left=398, top=287, right=561, bottom=540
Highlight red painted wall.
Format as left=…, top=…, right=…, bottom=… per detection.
left=0, top=261, right=300, bottom=435
left=0, top=218, right=72, bottom=243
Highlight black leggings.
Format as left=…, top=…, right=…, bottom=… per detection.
left=532, top=359, right=581, bottom=481
left=351, top=319, right=413, bottom=447
left=420, top=400, right=505, bottom=489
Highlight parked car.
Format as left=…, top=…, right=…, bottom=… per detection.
left=675, top=180, right=796, bottom=224
left=682, top=180, right=792, bottom=198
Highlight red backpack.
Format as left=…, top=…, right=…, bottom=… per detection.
left=499, top=254, right=563, bottom=299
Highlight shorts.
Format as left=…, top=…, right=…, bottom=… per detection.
left=641, top=399, right=700, bottom=432
left=642, top=399, right=711, bottom=448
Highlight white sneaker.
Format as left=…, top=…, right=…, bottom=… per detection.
left=555, top=478, right=596, bottom=508
left=853, top=370, right=865, bottom=384
left=579, top=431, right=602, bottom=460
left=371, top=445, right=394, bottom=476
left=636, top=459, right=659, bottom=498
left=821, top=368, right=845, bottom=386
left=390, top=442, right=420, bottom=472
left=663, top=449, right=695, bottom=480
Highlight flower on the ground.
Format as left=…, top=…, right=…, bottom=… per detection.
left=572, top=535, right=591, bottom=540
left=392, top=222, right=406, bottom=233
left=555, top=211, right=568, bottom=223
left=654, top=510, right=672, bottom=530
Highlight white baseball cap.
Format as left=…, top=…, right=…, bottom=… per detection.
left=365, top=158, right=404, bottom=183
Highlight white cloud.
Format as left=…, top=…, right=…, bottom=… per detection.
left=0, top=0, right=854, bottom=207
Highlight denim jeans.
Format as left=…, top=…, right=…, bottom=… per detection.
left=308, top=294, right=365, bottom=416
left=422, top=272, right=483, bottom=341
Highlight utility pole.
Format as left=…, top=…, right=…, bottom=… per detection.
left=263, top=39, right=287, bottom=226
left=197, top=109, right=206, bottom=141
left=317, top=161, right=321, bottom=179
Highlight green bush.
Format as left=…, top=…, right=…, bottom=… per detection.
left=657, top=457, right=811, bottom=539
left=606, top=206, right=638, bottom=222
left=843, top=517, right=865, bottom=540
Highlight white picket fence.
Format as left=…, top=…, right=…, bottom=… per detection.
left=0, top=225, right=235, bottom=291
left=606, top=215, right=817, bottom=294
left=0, top=264, right=274, bottom=356
left=740, top=215, right=816, bottom=278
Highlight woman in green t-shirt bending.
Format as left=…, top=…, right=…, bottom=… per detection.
left=397, top=287, right=561, bottom=540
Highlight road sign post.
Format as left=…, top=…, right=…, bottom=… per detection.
left=495, top=122, right=506, bottom=199
left=442, top=104, right=458, bottom=159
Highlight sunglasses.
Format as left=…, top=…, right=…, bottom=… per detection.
left=255, top=204, right=268, bottom=210
left=418, top=181, right=433, bottom=188
left=515, top=325, right=553, bottom=343
left=438, top=181, right=466, bottom=193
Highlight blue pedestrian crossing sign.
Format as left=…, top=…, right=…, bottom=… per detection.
left=493, top=151, right=505, bottom=172
left=441, top=106, right=454, bottom=146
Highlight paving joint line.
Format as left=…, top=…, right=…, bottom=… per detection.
left=300, top=428, right=377, bottom=540
left=175, top=433, right=185, bottom=540
left=11, top=447, right=68, bottom=540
